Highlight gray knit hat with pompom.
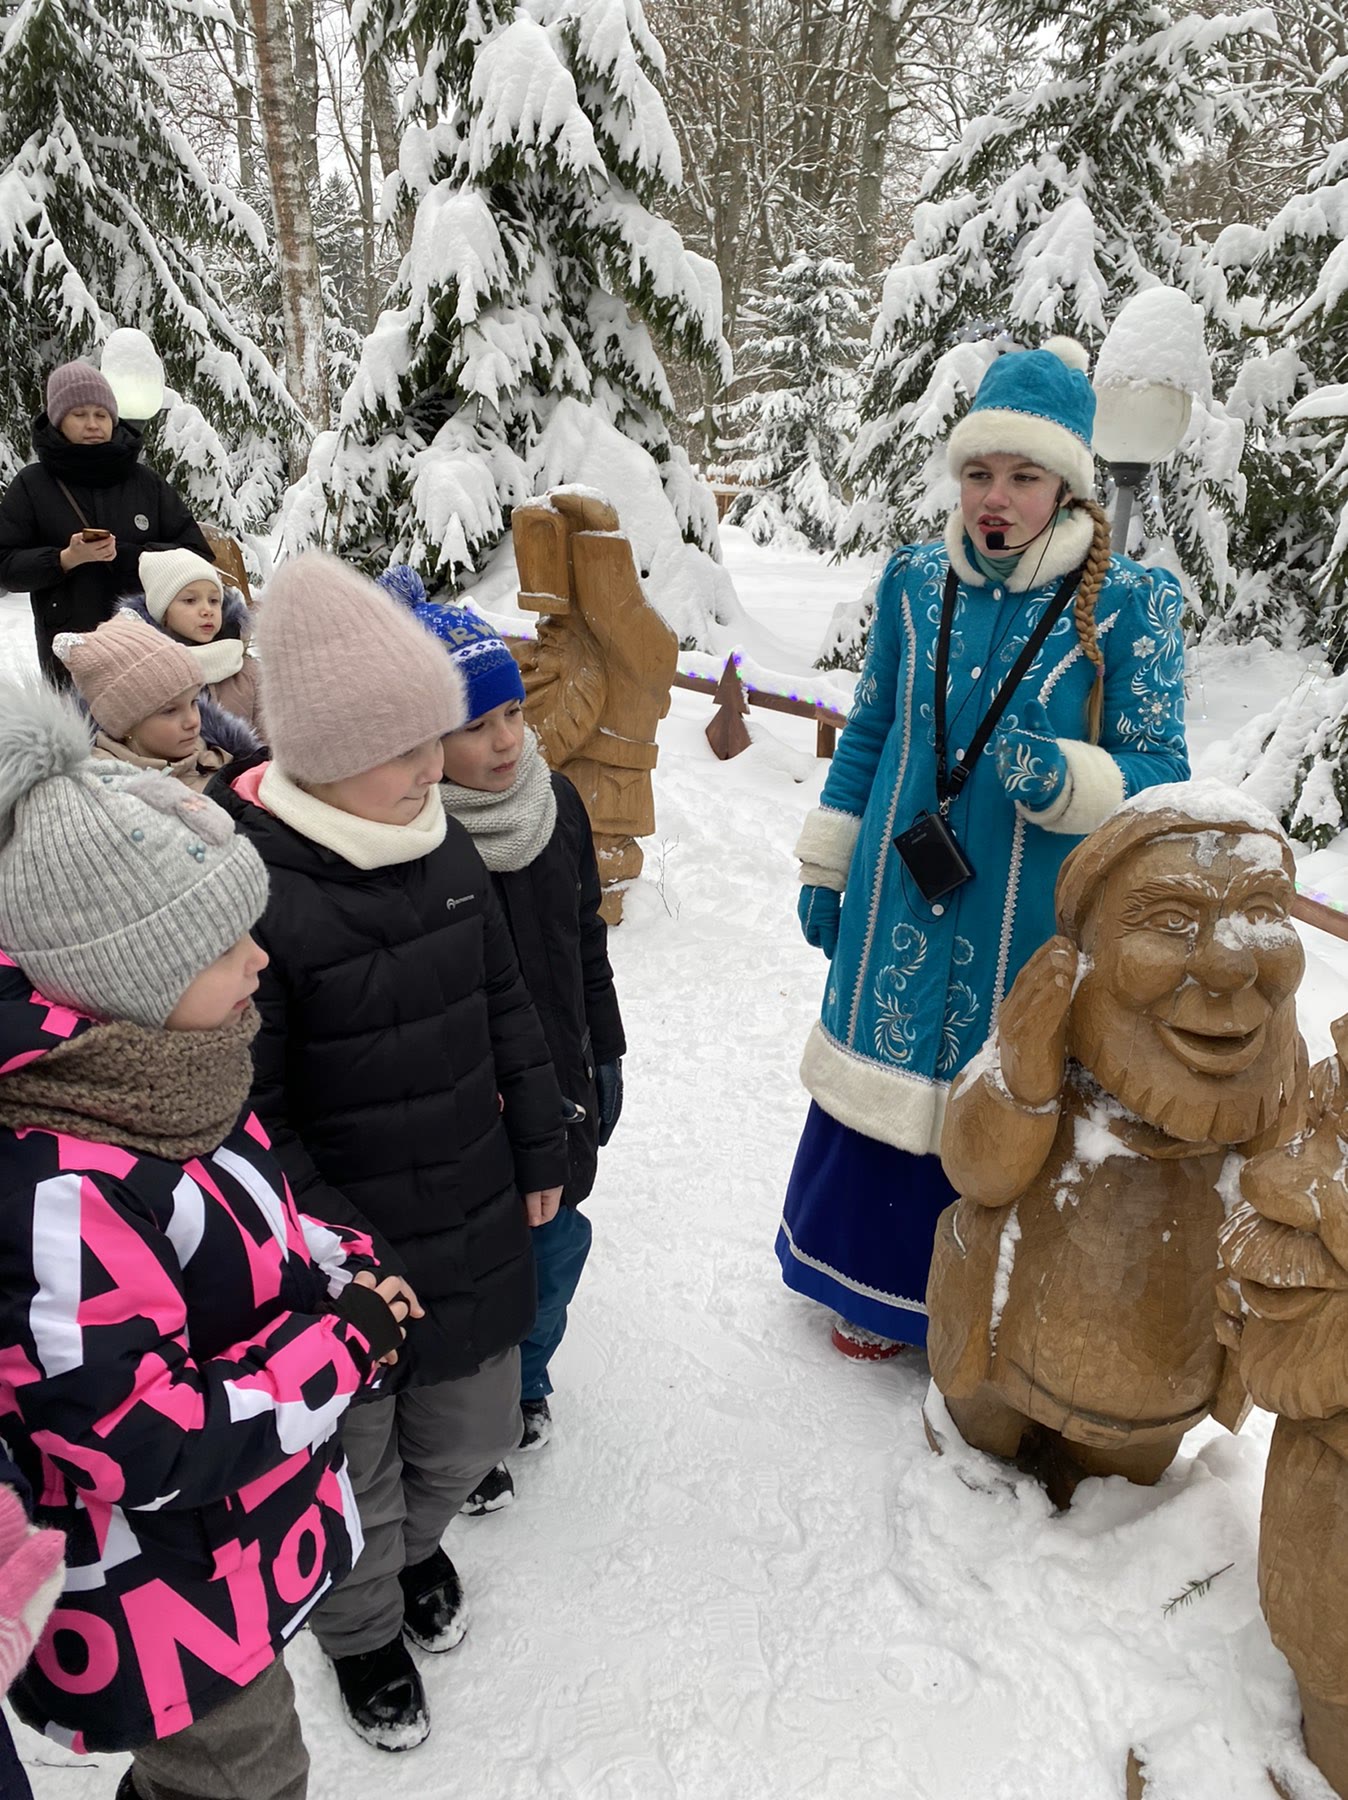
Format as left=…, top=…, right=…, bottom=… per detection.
left=0, top=678, right=268, bottom=1027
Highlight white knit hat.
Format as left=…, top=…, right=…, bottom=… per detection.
left=139, top=548, right=223, bottom=625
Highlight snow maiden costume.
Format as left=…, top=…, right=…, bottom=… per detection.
left=778, top=339, right=1190, bottom=1354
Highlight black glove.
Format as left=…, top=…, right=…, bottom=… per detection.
left=595, top=1058, right=623, bottom=1147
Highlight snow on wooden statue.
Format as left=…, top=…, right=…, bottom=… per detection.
left=1219, top=1015, right=1348, bottom=1799
left=512, top=489, right=678, bottom=925
left=925, top=782, right=1308, bottom=1507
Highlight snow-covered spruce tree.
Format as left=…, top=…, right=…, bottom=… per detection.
left=287, top=0, right=733, bottom=634
left=0, top=0, right=299, bottom=530
left=716, top=249, right=867, bottom=553
left=828, top=0, right=1271, bottom=666
left=1220, top=120, right=1348, bottom=845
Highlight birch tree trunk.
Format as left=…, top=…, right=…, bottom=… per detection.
left=852, top=0, right=898, bottom=279
left=248, top=0, right=329, bottom=441
left=230, top=0, right=256, bottom=188
left=360, top=47, right=414, bottom=259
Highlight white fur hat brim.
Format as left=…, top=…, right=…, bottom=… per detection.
left=946, top=410, right=1096, bottom=499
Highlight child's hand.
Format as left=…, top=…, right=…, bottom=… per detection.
left=525, top=1187, right=563, bottom=1227
left=351, top=1271, right=424, bottom=1364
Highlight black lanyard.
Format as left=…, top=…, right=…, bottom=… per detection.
left=933, top=565, right=1083, bottom=815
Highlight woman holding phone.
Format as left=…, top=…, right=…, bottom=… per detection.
left=0, top=360, right=214, bottom=686
left=777, top=339, right=1191, bottom=1360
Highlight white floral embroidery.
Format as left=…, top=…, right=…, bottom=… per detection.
left=937, top=980, right=980, bottom=1074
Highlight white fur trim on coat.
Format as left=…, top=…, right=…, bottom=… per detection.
left=795, top=805, right=862, bottom=891
left=800, top=1020, right=948, bottom=1155
left=1020, top=737, right=1124, bottom=836
left=944, top=507, right=1097, bottom=593
left=946, top=406, right=1096, bottom=501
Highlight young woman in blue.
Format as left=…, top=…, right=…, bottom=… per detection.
left=777, top=338, right=1190, bottom=1357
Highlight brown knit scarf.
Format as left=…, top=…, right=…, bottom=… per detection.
left=0, top=1004, right=260, bottom=1160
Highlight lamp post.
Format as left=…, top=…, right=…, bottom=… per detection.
left=98, top=329, right=165, bottom=425
left=1093, top=290, right=1207, bottom=555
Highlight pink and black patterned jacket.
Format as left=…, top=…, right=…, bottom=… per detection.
left=0, top=956, right=384, bottom=1753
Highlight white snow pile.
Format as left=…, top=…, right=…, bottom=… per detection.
left=1120, top=776, right=1286, bottom=836
left=1095, top=288, right=1213, bottom=404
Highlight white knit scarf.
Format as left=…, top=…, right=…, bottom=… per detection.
left=439, top=727, right=558, bottom=872
left=259, top=762, right=447, bottom=870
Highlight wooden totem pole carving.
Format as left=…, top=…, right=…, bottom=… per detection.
left=926, top=789, right=1307, bottom=1501
left=510, top=490, right=678, bottom=925
left=1219, top=1015, right=1348, bottom=1798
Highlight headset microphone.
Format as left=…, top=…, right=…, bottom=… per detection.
left=980, top=482, right=1067, bottom=554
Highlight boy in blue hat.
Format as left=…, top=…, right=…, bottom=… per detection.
left=384, top=571, right=626, bottom=1508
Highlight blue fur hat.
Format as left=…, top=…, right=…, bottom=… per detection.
left=402, top=597, right=526, bottom=724
left=946, top=337, right=1097, bottom=498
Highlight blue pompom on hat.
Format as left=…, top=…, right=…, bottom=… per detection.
left=382, top=568, right=527, bottom=724
left=946, top=337, right=1097, bottom=499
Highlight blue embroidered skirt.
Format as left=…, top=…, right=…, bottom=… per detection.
left=775, top=1101, right=958, bottom=1346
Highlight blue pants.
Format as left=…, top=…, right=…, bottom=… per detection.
left=520, top=1205, right=593, bottom=1402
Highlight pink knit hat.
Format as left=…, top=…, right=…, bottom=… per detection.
left=46, top=361, right=119, bottom=428
left=55, top=613, right=201, bottom=740
left=256, top=551, right=467, bottom=784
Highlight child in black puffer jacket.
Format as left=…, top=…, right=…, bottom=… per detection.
left=213, top=553, right=568, bottom=1754
left=386, top=574, right=625, bottom=1510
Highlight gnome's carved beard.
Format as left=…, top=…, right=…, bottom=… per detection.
left=1072, top=996, right=1303, bottom=1148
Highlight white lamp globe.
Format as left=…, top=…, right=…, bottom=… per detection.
left=1093, top=288, right=1208, bottom=467
left=99, top=329, right=165, bottom=422
left=1093, top=383, right=1193, bottom=466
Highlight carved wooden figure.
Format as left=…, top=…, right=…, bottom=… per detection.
left=926, top=790, right=1307, bottom=1501
left=1220, top=1015, right=1348, bottom=1798
left=510, top=490, right=678, bottom=925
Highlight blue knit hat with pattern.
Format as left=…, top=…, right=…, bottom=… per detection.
left=402, top=598, right=526, bottom=723
left=376, top=564, right=427, bottom=609
left=946, top=337, right=1097, bottom=498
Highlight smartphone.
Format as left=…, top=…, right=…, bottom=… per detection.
left=80, top=528, right=112, bottom=542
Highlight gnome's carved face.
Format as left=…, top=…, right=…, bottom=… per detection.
left=1071, top=832, right=1303, bottom=1146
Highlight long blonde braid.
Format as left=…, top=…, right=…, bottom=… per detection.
left=1068, top=496, right=1111, bottom=744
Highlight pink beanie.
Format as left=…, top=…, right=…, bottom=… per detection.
left=55, top=613, right=200, bottom=740
left=46, top=361, right=119, bottom=428
left=256, top=551, right=467, bottom=784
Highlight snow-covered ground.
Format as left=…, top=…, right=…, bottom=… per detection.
left=7, top=534, right=1348, bottom=1799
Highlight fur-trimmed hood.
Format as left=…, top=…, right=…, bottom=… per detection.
left=120, top=585, right=252, bottom=645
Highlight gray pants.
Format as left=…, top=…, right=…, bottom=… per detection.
left=313, top=1347, right=521, bottom=1658
left=130, top=1655, right=306, bottom=1800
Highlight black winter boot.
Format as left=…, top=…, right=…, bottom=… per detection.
left=331, top=1635, right=430, bottom=1751
left=519, top=1397, right=552, bottom=1450
left=461, top=1461, right=514, bottom=1514
left=399, top=1545, right=468, bottom=1652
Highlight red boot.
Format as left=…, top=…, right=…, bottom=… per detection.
left=831, top=1318, right=906, bottom=1361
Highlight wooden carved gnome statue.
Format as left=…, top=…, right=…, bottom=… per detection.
left=1219, top=1015, right=1348, bottom=1797
left=926, top=783, right=1307, bottom=1499
left=510, top=488, right=678, bottom=925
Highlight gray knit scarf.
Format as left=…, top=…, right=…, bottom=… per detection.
left=439, top=727, right=558, bottom=872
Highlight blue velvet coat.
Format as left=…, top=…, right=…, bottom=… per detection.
left=797, top=512, right=1189, bottom=1157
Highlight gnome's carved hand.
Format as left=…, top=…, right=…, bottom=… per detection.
left=999, top=935, right=1079, bottom=1108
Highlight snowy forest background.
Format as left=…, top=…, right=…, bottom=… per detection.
left=2, top=0, right=1347, bottom=843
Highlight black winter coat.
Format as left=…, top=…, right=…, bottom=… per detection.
left=212, top=765, right=569, bottom=1386
left=489, top=774, right=626, bottom=1205
left=0, top=417, right=212, bottom=681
